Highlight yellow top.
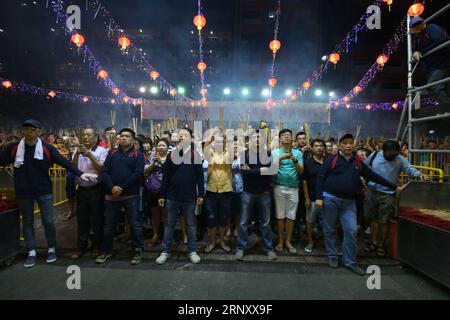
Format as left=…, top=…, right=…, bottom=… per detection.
left=207, top=151, right=233, bottom=193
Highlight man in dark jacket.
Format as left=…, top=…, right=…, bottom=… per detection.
left=235, top=130, right=278, bottom=261
left=411, top=16, right=450, bottom=105
left=316, top=134, right=402, bottom=275
left=156, top=128, right=204, bottom=265
left=95, top=128, right=145, bottom=266
left=0, top=119, right=95, bottom=268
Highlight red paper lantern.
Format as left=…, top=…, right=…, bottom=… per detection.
left=282, top=99, right=288, bottom=105
left=269, top=40, right=281, bottom=54
left=346, top=104, right=351, bottom=109
left=334, top=102, right=340, bottom=107
left=376, top=54, right=389, bottom=67
left=118, top=36, right=131, bottom=50
left=329, top=52, right=340, bottom=65
left=366, top=104, right=372, bottom=110
left=392, top=103, right=398, bottom=110
left=290, top=94, right=297, bottom=102
left=408, top=2, right=425, bottom=17
left=111, top=98, right=116, bottom=104
left=200, top=88, right=207, bottom=96
left=197, top=62, right=207, bottom=72
left=48, top=90, right=56, bottom=98
left=2, top=80, right=12, bottom=89
left=302, top=81, right=311, bottom=90
left=82, top=96, right=89, bottom=103
left=98, top=70, right=108, bottom=80
left=150, top=70, right=159, bottom=81
left=170, top=88, right=177, bottom=96
left=112, top=88, right=120, bottom=96
left=123, top=96, right=130, bottom=103
left=71, top=33, right=85, bottom=47
left=343, top=96, right=350, bottom=103
left=193, top=15, right=207, bottom=31
left=353, top=85, right=362, bottom=94
left=268, top=78, right=277, bottom=88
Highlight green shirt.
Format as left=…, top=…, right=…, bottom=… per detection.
left=272, top=148, right=303, bottom=189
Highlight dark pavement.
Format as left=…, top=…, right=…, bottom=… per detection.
left=0, top=203, right=449, bottom=300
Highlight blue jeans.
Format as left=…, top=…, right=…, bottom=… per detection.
left=102, top=196, right=144, bottom=254
left=17, top=194, right=55, bottom=251
left=237, top=192, right=273, bottom=253
left=323, top=196, right=358, bottom=267
left=162, top=200, right=197, bottom=253
left=428, top=69, right=450, bottom=104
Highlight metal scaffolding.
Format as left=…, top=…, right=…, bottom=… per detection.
left=397, top=4, right=450, bottom=169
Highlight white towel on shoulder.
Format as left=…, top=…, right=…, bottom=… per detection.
left=14, top=138, right=44, bottom=168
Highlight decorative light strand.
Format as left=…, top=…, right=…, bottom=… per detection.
left=337, top=18, right=406, bottom=104
left=81, top=0, right=193, bottom=103
left=0, top=76, right=140, bottom=105
left=49, top=0, right=129, bottom=102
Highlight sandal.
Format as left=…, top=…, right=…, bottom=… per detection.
left=377, top=247, right=386, bottom=257
left=204, top=243, right=216, bottom=253
left=275, top=245, right=284, bottom=252
left=286, top=245, right=297, bottom=254
left=220, top=243, right=231, bottom=252
left=364, top=243, right=378, bottom=253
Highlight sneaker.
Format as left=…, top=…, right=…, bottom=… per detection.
left=95, top=253, right=112, bottom=264
left=234, top=249, right=244, bottom=261
left=188, top=251, right=201, bottom=264
left=328, top=258, right=339, bottom=269
left=346, top=264, right=365, bottom=276
left=46, top=251, right=57, bottom=263
left=24, top=255, right=36, bottom=268
left=156, top=252, right=170, bottom=265
left=304, top=242, right=314, bottom=253
left=130, top=249, right=143, bottom=265
left=267, top=250, right=277, bottom=261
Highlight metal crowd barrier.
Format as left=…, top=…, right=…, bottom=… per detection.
left=0, top=164, right=68, bottom=210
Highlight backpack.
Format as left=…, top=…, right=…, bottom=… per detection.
left=11, top=143, right=52, bottom=162
left=330, top=153, right=363, bottom=172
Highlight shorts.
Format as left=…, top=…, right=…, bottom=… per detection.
left=274, top=185, right=299, bottom=221
left=306, top=202, right=322, bottom=224
left=205, top=191, right=232, bottom=228
left=364, top=188, right=396, bottom=224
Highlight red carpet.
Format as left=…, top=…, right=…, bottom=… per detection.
left=400, top=207, right=450, bottom=232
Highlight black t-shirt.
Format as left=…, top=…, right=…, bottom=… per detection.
left=301, top=156, right=324, bottom=202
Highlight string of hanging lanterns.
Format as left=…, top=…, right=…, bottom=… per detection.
left=194, top=0, right=208, bottom=106
left=82, top=0, right=192, bottom=103
left=49, top=1, right=130, bottom=103
left=266, top=0, right=281, bottom=110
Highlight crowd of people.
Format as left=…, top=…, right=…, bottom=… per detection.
left=0, top=119, right=431, bottom=276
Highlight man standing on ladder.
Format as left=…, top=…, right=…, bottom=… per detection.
left=410, top=16, right=450, bottom=105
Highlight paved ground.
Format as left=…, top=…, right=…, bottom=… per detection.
left=0, top=204, right=449, bottom=300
